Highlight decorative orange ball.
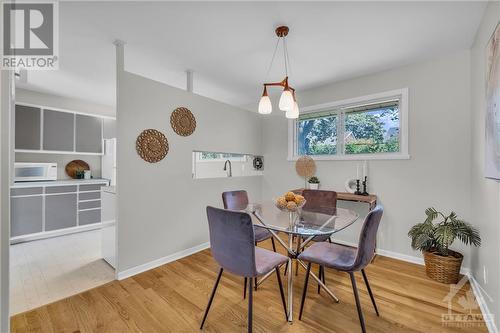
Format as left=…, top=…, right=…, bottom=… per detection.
left=286, top=201, right=298, bottom=211
left=294, top=195, right=305, bottom=205
left=285, top=192, right=296, bottom=202
left=276, top=196, right=287, bottom=209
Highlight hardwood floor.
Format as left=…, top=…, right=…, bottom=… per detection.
left=11, top=239, right=487, bottom=332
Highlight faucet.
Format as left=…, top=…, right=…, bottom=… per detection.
left=223, top=159, right=232, bottom=177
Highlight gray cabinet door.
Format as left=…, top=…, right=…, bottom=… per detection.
left=103, top=118, right=116, bottom=139
left=15, top=105, right=41, bottom=150
left=43, top=109, right=75, bottom=151
left=76, top=114, right=102, bottom=153
left=11, top=196, right=43, bottom=237
left=45, top=194, right=77, bottom=231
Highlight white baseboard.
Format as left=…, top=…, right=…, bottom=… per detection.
left=467, top=273, right=498, bottom=333
left=117, top=242, right=210, bottom=280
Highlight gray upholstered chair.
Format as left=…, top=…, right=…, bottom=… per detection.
left=288, top=190, right=337, bottom=290
left=222, top=190, right=276, bottom=251
left=222, top=190, right=277, bottom=291
left=298, top=205, right=383, bottom=333
left=200, top=206, right=288, bottom=332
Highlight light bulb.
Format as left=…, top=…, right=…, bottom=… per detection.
left=279, top=88, right=294, bottom=112
left=286, top=101, right=300, bottom=119
left=258, top=95, right=272, bottom=114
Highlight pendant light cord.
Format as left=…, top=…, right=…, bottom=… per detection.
left=283, top=36, right=288, bottom=77
left=264, top=38, right=280, bottom=82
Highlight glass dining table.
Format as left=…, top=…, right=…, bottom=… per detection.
left=245, top=201, right=359, bottom=323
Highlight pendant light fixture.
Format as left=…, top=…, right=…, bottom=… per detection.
left=258, top=26, right=299, bottom=119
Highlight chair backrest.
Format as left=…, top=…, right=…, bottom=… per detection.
left=206, top=206, right=256, bottom=277
left=222, top=190, right=249, bottom=210
left=351, top=205, right=384, bottom=271
left=302, top=190, right=337, bottom=215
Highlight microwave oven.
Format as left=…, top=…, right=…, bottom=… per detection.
left=14, top=162, right=57, bottom=182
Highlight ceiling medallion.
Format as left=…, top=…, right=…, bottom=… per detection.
left=258, top=25, right=299, bottom=119
left=171, top=107, right=196, bottom=136
left=136, top=129, right=169, bottom=163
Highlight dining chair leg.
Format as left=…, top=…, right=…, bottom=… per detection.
left=317, top=265, right=322, bottom=294
left=361, top=269, right=379, bottom=316
left=299, top=263, right=312, bottom=320
left=254, top=277, right=258, bottom=291
left=200, top=267, right=223, bottom=329
left=271, top=238, right=276, bottom=252
left=328, top=238, right=332, bottom=244
left=284, top=261, right=288, bottom=276
left=248, top=277, right=253, bottom=333
left=244, top=277, right=247, bottom=299
left=275, top=267, right=287, bottom=320
left=349, top=272, right=366, bottom=333
left=295, top=237, right=302, bottom=276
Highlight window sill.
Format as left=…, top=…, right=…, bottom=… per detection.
left=287, top=153, right=410, bottom=161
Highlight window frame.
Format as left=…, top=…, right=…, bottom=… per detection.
left=288, top=88, right=409, bottom=161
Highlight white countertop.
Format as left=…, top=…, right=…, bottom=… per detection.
left=11, top=179, right=110, bottom=188
left=102, top=186, right=116, bottom=194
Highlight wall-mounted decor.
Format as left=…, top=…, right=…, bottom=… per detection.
left=295, top=156, right=316, bottom=187
left=486, top=22, right=500, bottom=179
left=65, top=160, right=89, bottom=179
left=170, top=107, right=196, bottom=136
left=136, top=129, right=169, bottom=163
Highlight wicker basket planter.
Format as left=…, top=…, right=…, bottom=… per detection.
left=423, top=250, right=463, bottom=284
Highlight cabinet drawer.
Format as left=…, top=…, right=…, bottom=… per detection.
left=79, top=191, right=101, bottom=201
left=45, top=193, right=77, bottom=231
left=45, top=185, right=77, bottom=194
left=79, top=184, right=105, bottom=192
left=10, top=187, right=43, bottom=196
left=79, top=200, right=101, bottom=210
left=79, top=209, right=101, bottom=225
left=11, top=196, right=43, bottom=237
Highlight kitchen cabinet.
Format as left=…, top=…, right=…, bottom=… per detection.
left=45, top=193, right=78, bottom=231
left=76, top=114, right=103, bottom=153
left=15, top=105, right=41, bottom=150
left=43, top=109, right=75, bottom=151
left=14, top=103, right=113, bottom=155
left=11, top=195, right=43, bottom=237
left=10, top=180, right=108, bottom=242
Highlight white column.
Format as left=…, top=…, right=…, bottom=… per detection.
left=186, top=70, right=193, bottom=93
left=0, top=68, right=14, bottom=333
left=113, top=39, right=125, bottom=278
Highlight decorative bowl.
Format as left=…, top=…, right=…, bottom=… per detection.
left=275, top=192, right=306, bottom=212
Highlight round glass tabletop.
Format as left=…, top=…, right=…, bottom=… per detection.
left=246, top=201, right=359, bottom=236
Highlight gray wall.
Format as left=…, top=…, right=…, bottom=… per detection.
left=14, top=88, right=115, bottom=179
left=470, top=2, right=500, bottom=326
left=262, top=50, right=473, bottom=266
left=117, top=71, right=262, bottom=272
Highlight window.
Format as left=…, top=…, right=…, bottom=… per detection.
left=289, top=89, right=409, bottom=160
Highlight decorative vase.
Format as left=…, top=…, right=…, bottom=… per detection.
left=423, top=250, right=463, bottom=284
left=309, top=183, right=319, bottom=190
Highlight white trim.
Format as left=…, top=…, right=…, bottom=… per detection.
left=288, top=88, right=409, bottom=161
left=78, top=207, right=101, bottom=212
left=15, top=102, right=116, bottom=120
left=467, top=274, right=499, bottom=333
left=9, top=222, right=109, bottom=244
left=117, top=242, right=210, bottom=280
left=15, top=149, right=103, bottom=156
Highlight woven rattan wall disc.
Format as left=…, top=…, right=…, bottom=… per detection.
left=295, top=156, right=316, bottom=178
left=136, top=129, right=169, bottom=163
left=170, top=107, right=196, bottom=136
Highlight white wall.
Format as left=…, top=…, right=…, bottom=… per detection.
left=117, top=71, right=262, bottom=273
left=14, top=88, right=114, bottom=179
left=470, top=2, right=500, bottom=327
left=262, top=50, right=473, bottom=266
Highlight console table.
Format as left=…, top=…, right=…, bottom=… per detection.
left=292, top=189, right=377, bottom=210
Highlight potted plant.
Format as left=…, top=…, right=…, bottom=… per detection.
left=308, top=176, right=320, bottom=190
left=408, top=208, right=481, bottom=284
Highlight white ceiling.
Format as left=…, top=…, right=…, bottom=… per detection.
left=17, top=1, right=487, bottom=112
